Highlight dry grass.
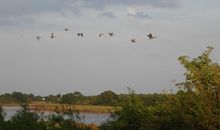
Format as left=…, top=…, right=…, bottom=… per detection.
left=5, top=101, right=119, bottom=113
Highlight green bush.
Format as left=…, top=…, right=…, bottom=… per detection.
left=101, top=47, right=220, bottom=130
left=100, top=89, right=150, bottom=130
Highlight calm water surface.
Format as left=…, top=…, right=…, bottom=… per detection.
left=2, top=106, right=110, bottom=125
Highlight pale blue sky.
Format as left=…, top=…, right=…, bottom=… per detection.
left=0, top=0, right=219, bottom=96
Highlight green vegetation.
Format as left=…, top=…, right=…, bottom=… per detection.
left=0, top=91, right=166, bottom=108
left=0, top=47, right=220, bottom=130
left=100, top=89, right=149, bottom=130
left=60, top=91, right=84, bottom=104
left=0, top=104, right=98, bottom=130
left=0, top=92, right=34, bottom=104
left=100, top=47, right=220, bottom=130
left=94, top=91, right=118, bottom=106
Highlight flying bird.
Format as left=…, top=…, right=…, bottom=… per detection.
left=108, top=32, right=114, bottom=37
left=50, top=33, right=55, bottom=39
left=131, top=39, right=136, bottom=44
left=131, top=38, right=136, bottom=43
left=147, top=33, right=157, bottom=39
left=99, top=33, right=104, bottom=37
left=64, top=28, right=69, bottom=31
left=77, top=33, right=84, bottom=37
left=36, top=36, right=40, bottom=40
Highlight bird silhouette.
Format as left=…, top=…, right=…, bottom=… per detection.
left=131, top=39, right=136, bottom=43
left=99, top=33, right=104, bottom=37
left=147, top=33, right=157, bottom=39
left=36, top=36, right=40, bottom=40
left=77, top=33, right=83, bottom=37
left=108, top=32, right=114, bottom=37
left=50, top=33, right=55, bottom=39
left=64, top=28, right=69, bottom=31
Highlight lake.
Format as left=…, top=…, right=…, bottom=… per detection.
left=2, top=106, right=110, bottom=125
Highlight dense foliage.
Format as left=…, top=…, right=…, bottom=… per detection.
left=100, top=89, right=150, bottom=130
left=100, top=47, right=220, bottom=130
left=0, top=104, right=97, bottom=130
left=60, top=91, right=84, bottom=104
left=94, top=91, right=118, bottom=105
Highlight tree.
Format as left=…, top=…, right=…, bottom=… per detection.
left=95, top=91, right=118, bottom=105
left=100, top=47, right=220, bottom=130
left=9, top=105, right=47, bottom=130
left=45, top=95, right=60, bottom=103
left=178, top=47, right=220, bottom=95
left=61, top=91, right=84, bottom=104
left=0, top=106, right=6, bottom=130
left=100, top=89, right=150, bottom=130
left=151, top=47, right=220, bottom=130
left=12, top=92, right=28, bottom=103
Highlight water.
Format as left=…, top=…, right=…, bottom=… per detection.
left=2, top=106, right=110, bottom=125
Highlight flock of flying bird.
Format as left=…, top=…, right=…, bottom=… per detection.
left=36, top=27, right=157, bottom=44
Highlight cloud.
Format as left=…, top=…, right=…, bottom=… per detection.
left=0, top=15, right=36, bottom=29
left=82, top=0, right=183, bottom=9
left=127, top=8, right=149, bottom=19
left=99, top=12, right=116, bottom=18
left=128, top=12, right=149, bottom=18
left=0, top=0, right=81, bottom=27
left=0, top=0, right=77, bottom=16
left=0, top=0, right=182, bottom=17
left=0, top=0, right=182, bottom=27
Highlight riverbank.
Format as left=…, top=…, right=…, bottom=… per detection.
left=0, top=101, right=118, bottom=113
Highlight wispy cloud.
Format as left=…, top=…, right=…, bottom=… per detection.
left=99, top=12, right=116, bottom=18
left=82, top=0, right=183, bottom=9
left=0, top=0, right=74, bottom=16
left=0, top=0, right=182, bottom=27
left=0, top=0, right=182, bottom=17
left=127, top=8, right=149, bottom=19
left=128, top=12, right=149, bottom=19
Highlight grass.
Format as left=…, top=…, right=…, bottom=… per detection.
left=1, top=101, right=119, bottom=113
left=0, top=97, right=19, bottom=105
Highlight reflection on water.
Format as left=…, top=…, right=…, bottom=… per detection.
left=2, top=106, right=110, bottom=125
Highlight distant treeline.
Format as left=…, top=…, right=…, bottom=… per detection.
left=0, top=47, right=220, bottom=130
left=0, top=90, right=166, bottom=106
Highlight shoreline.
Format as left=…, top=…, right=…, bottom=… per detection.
left=0, top=102, right=118, bottom=114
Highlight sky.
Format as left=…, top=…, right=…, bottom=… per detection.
left=0, top=0, right=220, bottom=96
